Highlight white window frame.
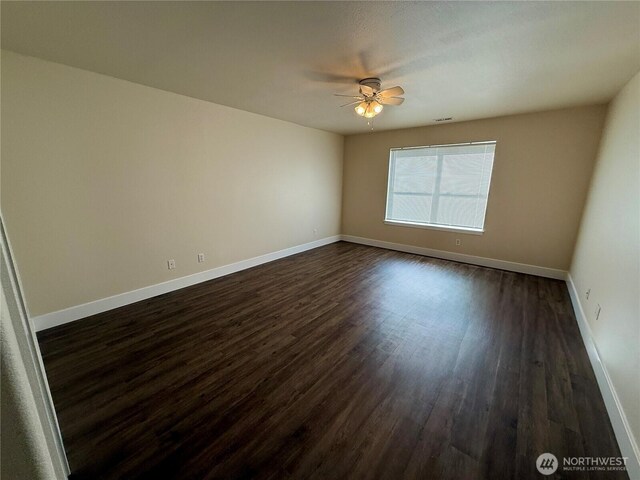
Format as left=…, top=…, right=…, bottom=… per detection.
left=384, top=141, right=496, bottom=235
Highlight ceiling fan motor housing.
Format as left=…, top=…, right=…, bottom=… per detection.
left=359, top=77, right=381, bottom=94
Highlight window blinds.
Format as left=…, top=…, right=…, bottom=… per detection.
left=385, top=142, right=496, bottom=231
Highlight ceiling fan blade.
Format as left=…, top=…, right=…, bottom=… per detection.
left=340, top=100, right=362, bottom=107
left=359, top=84, right=375, bottom=96
left=378, top=96, right=405, bottom=106
left=377, top=86, right=405, bottom=98
left=334, top=94, right=364, bottom=99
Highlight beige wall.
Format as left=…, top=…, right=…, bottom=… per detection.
left=342, top=106, right=607, bottom=270
left=1, top=237, right=66, bottom=479
left=1, top=288, right=59, bottom=480
left=570, top=72, right=640, bottom=460
left=1, top=51, right=343, bottom=316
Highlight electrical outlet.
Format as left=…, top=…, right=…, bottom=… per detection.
left=586, top=288, right=591, bottom=300
left=167, top=259, right=176, bottom=270
left=455, top=239, right=461, bottom=246
left=595, top=304, right=602, bottom=320
left=198, top=253, right=205, bottom=263
left=313, top=228, right=318, bottom=236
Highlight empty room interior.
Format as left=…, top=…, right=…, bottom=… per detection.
left=1, top=2, right=639, bottom=479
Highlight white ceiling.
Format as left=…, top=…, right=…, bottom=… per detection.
left=2, top=1, right=639, bottom=135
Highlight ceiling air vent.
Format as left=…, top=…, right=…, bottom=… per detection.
left=435, top=117, right=453, bottom=122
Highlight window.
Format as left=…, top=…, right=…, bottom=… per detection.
left=385, top=142, right=496, bottom=233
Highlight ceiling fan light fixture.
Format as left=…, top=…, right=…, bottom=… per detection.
left=356, top=100, right=383, bottom=118
left=343, top=79, right=403, bottom=122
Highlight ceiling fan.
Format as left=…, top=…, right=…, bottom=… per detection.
left=335, top=78, right=405, bottom=119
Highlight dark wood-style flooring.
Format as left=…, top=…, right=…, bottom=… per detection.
left=38, top=242, right=625, bottom=479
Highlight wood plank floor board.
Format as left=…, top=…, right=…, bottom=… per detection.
left=37, top=242, right=627, bottom=479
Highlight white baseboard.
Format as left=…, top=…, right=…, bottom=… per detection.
left=31, top=234, right=566, bottom=330
left=341, top=235, right=568, bottom=280
left=566, top=274, right=640, bottom=479
left=31, top=235, right=341, bottom=332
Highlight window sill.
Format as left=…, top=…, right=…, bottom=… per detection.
left=384, top=220, right=484, bottom=235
